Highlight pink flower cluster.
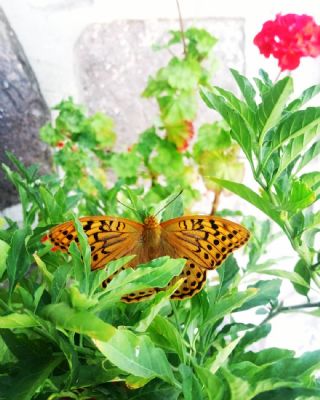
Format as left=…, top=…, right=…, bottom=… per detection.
left=254, top=14, right=320, bottom=70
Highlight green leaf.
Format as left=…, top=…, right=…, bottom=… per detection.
left=286, top=84, right=320, bottom=112
left=6, top=226, right=32, bottom=296
left=208, top=336, right=242, bottom=374
left=179, top=364, right=204, bottom=400
left=195, top=366, right=226, bottom=400
left=160, top=93, right=197, bottom=125
left=257, top=76, right=293, bottom=144
left=230, top=68, right=257, bottom=110
left=256, top=268, right=309, bottom=288
left=95, top=257, right=185, bottom=309
left=51, top=264, right=70, bottom=303
left=284, top=180, right=316, bottom=213
left=0, top=313, right=39, bottom=328
left=1, top=353, right=62, bottom=400
left=135, top=279, right=183, bottom=332
left=270, top=126, right=318, bottom=185
left=216, top=255, right=239, bottom=298
left=237, top=324, right=271, bottom=350
left=200, top=89, right=253, bottom=164
left=262, top=107, right=320, bottom=165
left=42, top=302, right=116, bottom=340
left=210, top=178, right=283, bottom=227
left=148, top=315, right=186, bottom=363
left=167, top=58, right=201, bottom=90
left=94, top=328, right=178, bottom=385
left=204, top=289, right=257, bottom=327
left=240, top=280, right=282, bottom=311
left=0, top=239, right=10, bottom=279
left=293, top=260, right=311, bottom=297
left=296, top=140, right=320, bottom=172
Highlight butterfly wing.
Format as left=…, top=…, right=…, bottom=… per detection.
left=160, top=215, right=250, bottom=299
left=48, top=216, right=157, bottom=303
left=48, top=216, right=143, bottom=269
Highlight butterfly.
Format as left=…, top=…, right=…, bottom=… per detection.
left=46, top=214, right=249, bottom=302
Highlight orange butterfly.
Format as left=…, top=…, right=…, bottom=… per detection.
left=47, top=214, right=250, bottom=302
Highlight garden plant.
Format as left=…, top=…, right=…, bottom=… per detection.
left=0, top=15, right=320, bottom=400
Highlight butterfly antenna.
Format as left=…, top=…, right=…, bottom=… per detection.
left=154, top=190, right=183, bottom=217
left=116, top=198, right=136, bottom=213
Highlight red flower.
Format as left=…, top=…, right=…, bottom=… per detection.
left=177, top=120, right=195, bottom=152
left=56, top=140, right=65, bottom=149
left=254, top=14, right=320, bottom=70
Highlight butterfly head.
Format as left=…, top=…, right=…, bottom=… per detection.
left=143, top=215, right=160, bottom=229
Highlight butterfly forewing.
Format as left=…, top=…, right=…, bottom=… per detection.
left=160, top=215, right=250, bottom=270
left=48, top=216, right=143, bottom=269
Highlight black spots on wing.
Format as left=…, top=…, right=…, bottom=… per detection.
left=84, top=220, right=93, bottom=231
left=216, top=253, right=221, bottom=259
left=101, top=248, right=110, bottom=255
left=91, top=245, right=95, bottom=252
left=207, top=244, right=212, bottom=250
left=214, top=239, right=219, bottom=245
left=196, top=272, right=202, bottom=279
left=93, top=254, right=99, bottom=261
left=232, top=229, right=238, bottom=235
left=74, top=237, right=79, bottom=243
left=191, top=281, right=197, bottom=287
left=210, top=260, right=215, bottom=267
left=221, top=236, right=226, bottom=241
left=228, top=243, right=233, bottom=248
left=67, top=234, right=73, bottom=240
left=190, top=263, right=195, bottom=268
left=179, top=220, right=187, bottom=230
left=228, top=233, right=234, bottom=239
left=204, top=253, right=209, bottom=260
left=221, top=247, right=227, bottom=253
left=213, top=231, right=220, bottom=237
left=183, top=287, right=189, bottom=292
left=203, top=232, right=209, bottom=241
left=62, top=230, right=68, bottom=235
left=93, top=232, right=99, bottom=242
left=210, top=220, right=218, bottom=230
left=186, top=270, right=191, bottom=275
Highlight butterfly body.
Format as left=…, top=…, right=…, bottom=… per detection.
left=47, top=214, right=250, bottom=302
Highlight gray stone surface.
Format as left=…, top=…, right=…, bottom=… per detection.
left=0, top=6, right=51, bottom=210
left=75, top=18, right=245, bottom=150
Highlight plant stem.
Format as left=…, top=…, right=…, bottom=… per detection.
left=260, top=301, right=320, bottom=325
left=176, top=0, right=187, bottom=56
left=210, top=190, right=221, bottom=215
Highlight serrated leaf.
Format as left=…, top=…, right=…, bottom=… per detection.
left=262, top=107, right=320, bottom=165
left=200, top=89, right=253, bottom=164
left=296, top=140, right=320, bottom=172
left=230, top=68, right=257, bottom=110
left=257, top=77, right=293, bottom=144
left=286, top=84, right=320, bottom=112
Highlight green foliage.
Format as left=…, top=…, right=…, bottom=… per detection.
left=0, top=25, right=320, bottom=400
left=202, top=68, right=320, bottom=286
